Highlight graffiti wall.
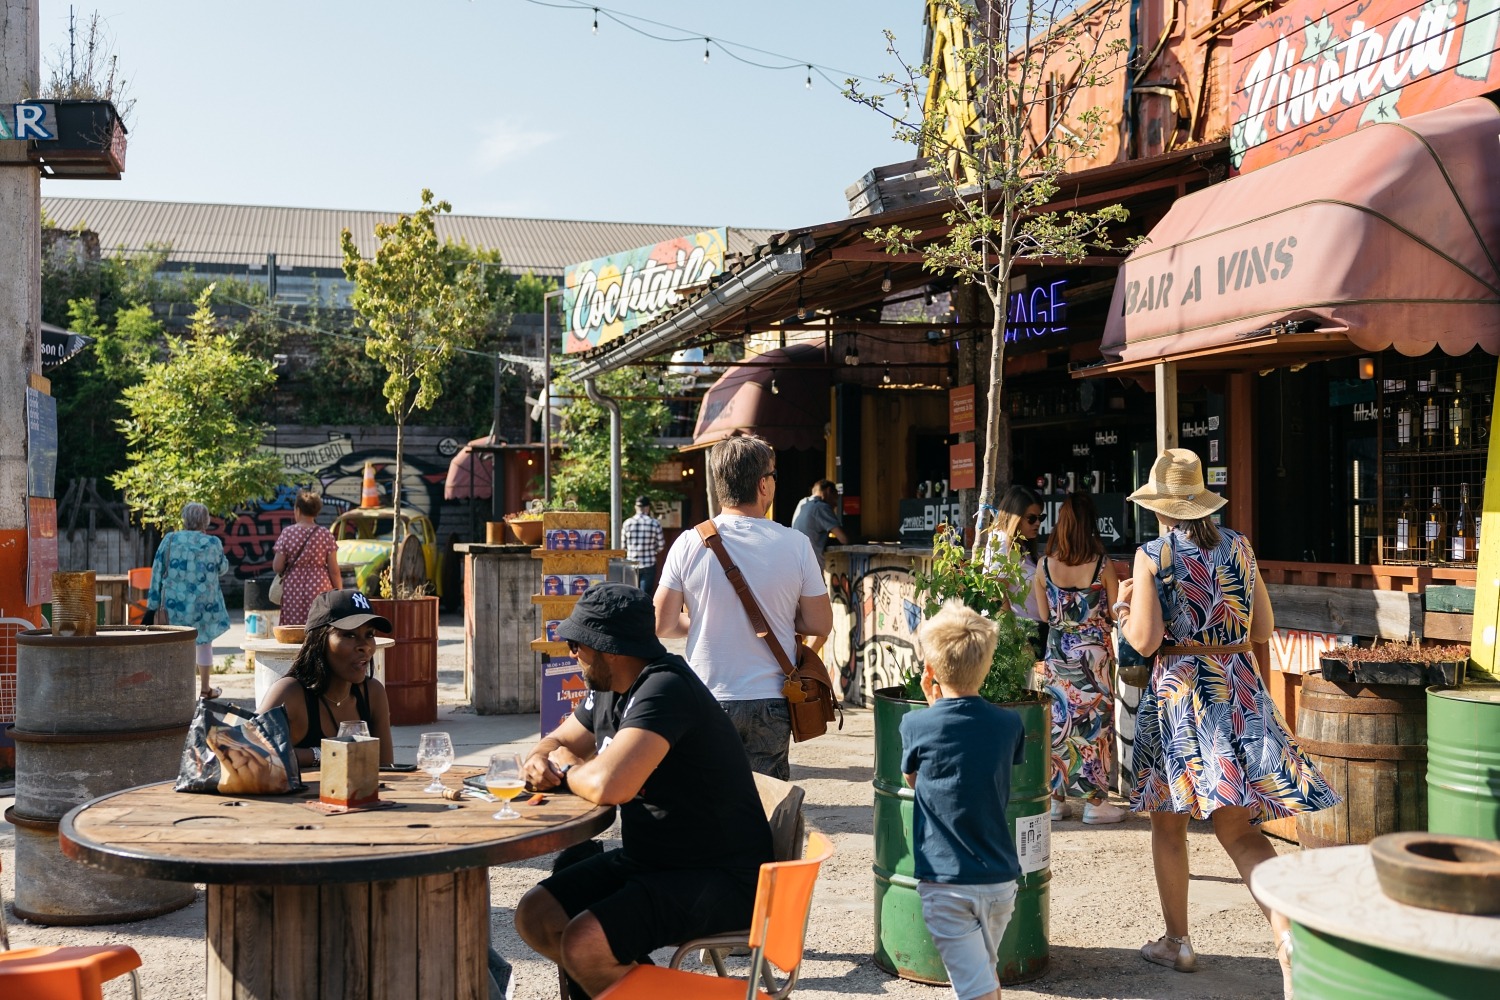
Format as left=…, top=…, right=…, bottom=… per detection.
left=207, top=425, right=469, bottom=580
left=825, top=549, right=928, bottom=707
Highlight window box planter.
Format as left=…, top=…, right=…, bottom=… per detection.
left=1318, top=656, right=1466, bottom=687
left=26, top=99, right=127, bottom=179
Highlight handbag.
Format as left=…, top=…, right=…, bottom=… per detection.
left=268, top=527, right=315, bottom=607
left=1113, top=538, right=1174, bottom=688
left=176, top=699, right=304, bottom=795
left=696, top=520, right=842, bottom=742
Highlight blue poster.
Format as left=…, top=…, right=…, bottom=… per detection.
left=540, top=653, right=588, bottom=736
left=26, top=387, right=57, bottom=499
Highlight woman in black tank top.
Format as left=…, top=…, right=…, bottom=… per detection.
left=257, top=589, right=395, bottom=769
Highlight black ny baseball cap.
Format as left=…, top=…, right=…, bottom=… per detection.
left=305, top=589, right=393, bottom=633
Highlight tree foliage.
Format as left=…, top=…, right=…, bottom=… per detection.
left=549, top=366, right=671, bottom=513
left=340, top=190, right=493, bottom=527
left=111, top=289, right=284, bottom=530
left=849, top=0, right=1131, bottom=518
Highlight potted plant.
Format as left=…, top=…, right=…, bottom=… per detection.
left=370, top=567, right=440, bottom=726
left=872, top=528, right=1051, bottom=986
left=1319, top=639, right=1469, bottom=687
left=28, top=12, right=133, bottom=180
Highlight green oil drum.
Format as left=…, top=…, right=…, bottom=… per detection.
left=1290, top=923, right=1500, bottom=998
left=1426, top=685, right=1500, bottom=841
left=872, top=686, right=1050, bottom=985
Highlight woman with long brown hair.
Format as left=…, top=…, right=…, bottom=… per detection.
left=1033, top=492, right=1126, bottom=824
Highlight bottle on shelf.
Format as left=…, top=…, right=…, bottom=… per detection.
left=1421, top=371, right=1443, bottom=451
left=1395, top=491, right=1416, bottom=561
left=1453, top=482, right=1476, bottom=564
left=1426, top=485, right=1448, bottom=564
left=1395, top=379, right=1421, bottom=451
left=1448, top=372, right=1473, bottom=449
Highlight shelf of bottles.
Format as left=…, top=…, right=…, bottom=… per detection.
left=1379, top=350, right=1494, bottom=567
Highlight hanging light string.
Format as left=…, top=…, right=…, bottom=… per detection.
left=512, top=0, right=885, bottom=88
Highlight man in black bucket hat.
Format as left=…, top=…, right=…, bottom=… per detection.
left=514, top=584, right=773, bottom=998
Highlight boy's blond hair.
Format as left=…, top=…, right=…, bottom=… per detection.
left=918, top=599, right=999, bottom=689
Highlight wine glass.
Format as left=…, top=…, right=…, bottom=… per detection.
left=416, top=731, right=454, bottom=794
left=336, top=721, right=370, bottom=739
left=485, top=753, right=526, bottom=820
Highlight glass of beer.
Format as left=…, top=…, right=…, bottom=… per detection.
left=485, top=753, right=526, bottom=820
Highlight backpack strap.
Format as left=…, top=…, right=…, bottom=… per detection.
left=695, top=520, right=797, bottom=677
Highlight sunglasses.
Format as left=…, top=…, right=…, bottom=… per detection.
left=566, top=640, right=580, bottom=654
left=1025, top=514, right=1043, bottom=525
left=763, top=469, right=778, bottom=480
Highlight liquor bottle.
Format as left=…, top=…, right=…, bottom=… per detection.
left=1426, top=486, right=1448, bottom=564
left=1421, top=371, right=1443, bottom=451
left=1395, top=380, right=1421, bottom=451
left=1453, top=483, right=1476, bottom=564
left=1395, top=491, right=1416, bottom=560
left=1448, top=372, right=1473, bottom=449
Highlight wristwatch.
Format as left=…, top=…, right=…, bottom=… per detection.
left=557, top=763, right=573, bottom=786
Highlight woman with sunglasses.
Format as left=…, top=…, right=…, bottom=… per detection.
left=982, top=485, right=1047, bottom=649
left=1033, top=492, right=1126, bottom=824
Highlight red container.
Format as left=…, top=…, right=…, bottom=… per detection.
left=370, top=596, right=439, bottom=726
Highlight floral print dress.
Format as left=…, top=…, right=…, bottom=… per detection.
left=1131, top=526, right=1340, bottom=821
left=1041, top=555, right=1115, bottom=800
left=146, top=530, right=230, bottom=647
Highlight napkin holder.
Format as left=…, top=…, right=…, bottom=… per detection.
left=319, top=735, right=380, bottom=808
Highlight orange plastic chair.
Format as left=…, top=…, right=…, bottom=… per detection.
left=126, top=566, right=151, bottom=625
left=0, top=860, right=142, bottom=999
left=595, top=831, right=835, bottom=1000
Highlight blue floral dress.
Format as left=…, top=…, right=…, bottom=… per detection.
left=1042, top=555, right=1114, bottom=799
left=146, top=530, right=231, bottom=647
left=1131, top=527, right=1340, bottom=821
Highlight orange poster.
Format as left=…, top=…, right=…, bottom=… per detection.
left=949, top=442, right=977, bottom=491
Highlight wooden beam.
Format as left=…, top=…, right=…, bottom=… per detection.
left=826, top=246, right=1124, bottom=267
left=1267, top=584, right=1424, bottom=640
left=906, top=176, right=1189, bottom=243
left=1424, top=611, right=1472, bottom=642
left=1155, top=362, right=1178, bottom=453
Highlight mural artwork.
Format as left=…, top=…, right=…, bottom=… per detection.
left=827, top=554, right=925, bottom=707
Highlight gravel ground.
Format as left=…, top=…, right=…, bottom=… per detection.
left=0, top=615, right=1290, bottom=999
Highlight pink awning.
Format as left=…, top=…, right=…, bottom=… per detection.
left=1100, top=98, right=1500, bottom=372
left=444, top=437, right=497, bottom=500
left=691, top=344, right=830, bottom=451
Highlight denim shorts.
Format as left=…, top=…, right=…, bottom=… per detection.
left=719, top=698, right=791, bottom=780
left=918, top=880, right=1018, bottom=1000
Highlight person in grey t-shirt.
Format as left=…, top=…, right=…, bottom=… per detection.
left=791, top=479, right=848, bottom=560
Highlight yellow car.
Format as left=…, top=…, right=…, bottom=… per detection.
left=330, top=507, right=442, bottom=597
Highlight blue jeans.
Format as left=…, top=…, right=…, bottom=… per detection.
left=634, top=564, right=657, bottom=596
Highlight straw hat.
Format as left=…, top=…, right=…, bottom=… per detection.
left=1127, top=448, right=1225, bottom=520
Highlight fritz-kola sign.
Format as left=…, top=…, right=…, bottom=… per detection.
left=563, top=228, right=727, bottom=354
left=1228, top=0, right=1500, bottom=172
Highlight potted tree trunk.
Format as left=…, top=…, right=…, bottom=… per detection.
left=872, top=530, right=1051, bottom=986
left=371, top=553, right=440, bottom=727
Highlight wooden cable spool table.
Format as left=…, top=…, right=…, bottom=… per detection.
left=59, top=767, right=614, bottom=999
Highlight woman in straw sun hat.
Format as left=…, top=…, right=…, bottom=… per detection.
left=1116, top=448, right=1337, bottom=995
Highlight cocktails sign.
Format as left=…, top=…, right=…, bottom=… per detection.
left=1228, top=0, right=1500, bottom=172
left=563, top=228, right=727, bottom=353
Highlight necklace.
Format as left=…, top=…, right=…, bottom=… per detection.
left=325, top=693, right=348, bottom=709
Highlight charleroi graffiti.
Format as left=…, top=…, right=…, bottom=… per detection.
left=207, top=434, right=450, bottom=580
left=826, top=554, right=925, bottom=708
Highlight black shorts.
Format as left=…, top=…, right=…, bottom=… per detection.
left=539, top=848, right=759, bottom=964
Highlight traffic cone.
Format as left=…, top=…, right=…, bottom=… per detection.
left=360, top=462, right=380, bottom=508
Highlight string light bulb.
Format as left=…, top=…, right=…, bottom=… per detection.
left=795, top=280, right=807, bottom=321
left=806, top=65, right=812, bottom=89
left=704, top=38, right=711, bottom=63
left=880, top=267, right=892, bottom=294
left=592, top=8, right=598, bottom=33
left=883, top=364, right=892, bottom=384
left=771, top=374, right=780, bottom=395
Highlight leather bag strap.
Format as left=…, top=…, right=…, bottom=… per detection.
left=695, top=520, right=797, bottom=677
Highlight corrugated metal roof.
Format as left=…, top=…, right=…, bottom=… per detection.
left=40, top=197, right=775, bottom=277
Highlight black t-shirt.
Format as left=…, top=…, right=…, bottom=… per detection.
left=573, top=654, right=773, bottom=873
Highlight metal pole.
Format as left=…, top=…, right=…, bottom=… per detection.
left=1, top=0, right=41, bottom=621
left=542, top=287, right=565, bottom=504
left=584, top=377, right=623, bottom=548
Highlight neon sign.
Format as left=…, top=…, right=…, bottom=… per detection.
left=1005, top=279, right=1068, bottom=342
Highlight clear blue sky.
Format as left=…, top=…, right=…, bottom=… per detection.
left=41, top=0, right=924, bottom=231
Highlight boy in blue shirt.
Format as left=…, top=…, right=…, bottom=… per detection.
left=900, top=599, right=1028, bottom=1000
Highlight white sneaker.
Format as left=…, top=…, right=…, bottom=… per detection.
left=1050, top=798, right=1069, bottom=821
left=1082, top=801, right=1129, bottom=824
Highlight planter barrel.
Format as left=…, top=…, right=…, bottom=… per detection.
left=872, top=686, right=1050, bottom=985
left=372, top=596, right=439, bottom=726
left=10, top=626, right=198, bottom=923
left=1427, top=685, right=1500, bottom=840
left=1294, top=675, right=1428, bottom=848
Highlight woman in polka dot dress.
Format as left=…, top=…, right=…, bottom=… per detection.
left=273, top=491, right=342, bottom=625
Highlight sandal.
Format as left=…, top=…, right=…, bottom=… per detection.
left=200, top=686, right=222, bottom=700
left=1278, top=929, right=1294, bottom=999
left=1141, top=933, right=1196, bottom=972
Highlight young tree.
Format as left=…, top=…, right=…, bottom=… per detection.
left=340, top=190, right=492, bottom=536
left=850, top=0, right=1130, bottom=525
left=550, top=367, right=671, bottom=513
left=112, top=288, right=284, bottom=531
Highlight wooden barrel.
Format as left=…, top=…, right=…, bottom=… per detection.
left=10, top=626, right=199, bottom=923
left=1295, top=675, right=1427, bottom=848
left=372, top=597, right=438, bottom=726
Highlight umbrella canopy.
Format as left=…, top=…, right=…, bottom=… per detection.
left=444, top=437, right=498, bottom=500
left=692, top=343, right=831, bottom=451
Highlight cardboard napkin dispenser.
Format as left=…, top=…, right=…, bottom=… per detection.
left=319, top=735, right=380, bottom=808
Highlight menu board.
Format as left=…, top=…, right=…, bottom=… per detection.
left=26, top=386, right=57, bottom=499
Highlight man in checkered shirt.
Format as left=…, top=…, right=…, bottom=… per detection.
left=622, top=496, right=665, bottom=594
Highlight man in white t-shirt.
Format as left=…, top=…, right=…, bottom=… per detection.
left=655, top=435, right=832, bottom=779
